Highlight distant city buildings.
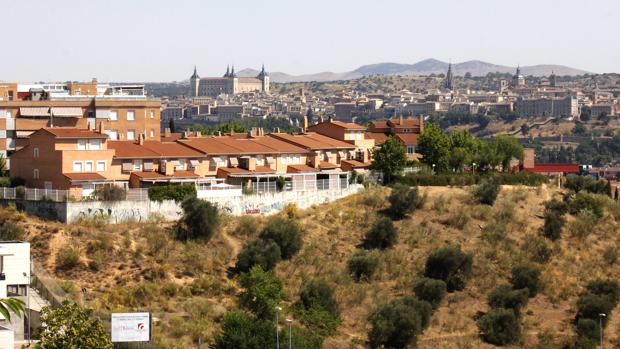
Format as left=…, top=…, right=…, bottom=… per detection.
left=189, top=65, right=270, bottom=98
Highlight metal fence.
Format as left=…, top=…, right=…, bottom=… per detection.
left=125, top=188, right=149, bottom=201
left=0, top=187, right=70, bottom=202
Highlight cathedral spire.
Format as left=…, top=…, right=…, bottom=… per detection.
left=224, top=65, right=230, bottom=78
left=444, top=59, right=453, bottom=90
left=231, top=65, right=237, bottom=77
left=191, top=65, right=199, bottom=79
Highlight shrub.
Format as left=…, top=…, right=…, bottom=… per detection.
left=148, top=184, right=196, bottom=202
left=424, top=245, right=473, bottom=292
left=347, top=250, right=379, bottom=282
left=368, top=296, right=432, bottom=349
left=0, top=220, right=24, bottom=240
left=488, top=285, right=529, bottom=314
left=238, top=265, right=283, bottom=319
left=569, top=193, right=604, bottom=219
left=565, top=175, right=609, bottom=195
left=363, top=216, right=398, bottom=250
left=510, top=265, right=542, bottom=297
left=15, top=186, right=25, bottom=199
left=477, top=308, right=521, bottom=346
left=522, top=235, right=553, bottom=263
left=576, top=318, right=600, bottom=339
left=298, top=279, right=339, bottom=318
left=259, top=217, right=302, bottom=259
left=276, top=176, right=286, bottom=192
left=412, top=277, right=447, bottom=309
left=542, top=211, right=564, bottom=240
left=585, top=279, right=620, bottom=304
left=569, top=211, right=599, bottom=240
left=175, top=197, right=220, bottom=241
left=212, top=311, right=274, bottom=349
left=0, top=178, right=10, bottom=188
left=9, top=177, right=25, bottom=188
left=471, top=179, right=500, bottom=205
left=388, top=184, right=424, bottom=218
left=295, top=279, right=341, bottom=338
left=398, top=172, right=547, bottom=187
left=235, top=216, right=259, bottom=236
left=442, top=211, right=470, bottom=229
left=56, top=244, right=81, bottom=270
left=603, top=246, right=617, bottom=265
left=235, top=239, right=282, bottom=273
left=544, top=199, right=568, bottom=215
left=96, top=185, right=126, bottom=201
left=576, top=294, right=614, bottom=324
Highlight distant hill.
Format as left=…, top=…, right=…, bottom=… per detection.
left=237, top=59, right=590, bottom=83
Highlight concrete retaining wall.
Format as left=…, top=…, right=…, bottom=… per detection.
left=19, top=185, right=364, bottom=223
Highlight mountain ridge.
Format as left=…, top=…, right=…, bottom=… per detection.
left=236, top=58, right=591, bottom=83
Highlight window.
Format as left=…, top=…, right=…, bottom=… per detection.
left=78, top=139, right=87, bottom=150
left=127, top=110, right=135, bottom=121
left=7, top=285, right=27, bottom=297
left=150, top=129, right=154, bottom=138
left=149, top=111, right=154, bottom=119
left=96, top=161, right=106, bottom=172
left=33, top=169, right=39, bottom=179
left=109, top=130, right=118, bottom=140
left=33, top=147, right=39, bottom=158
left=133, top=160, right=142, bottom=171
left=407, top=145, right=415, bottom=154
left=85, top=161, right=94, bottom=172
left=6, top=111, right=11, bottom=118
left=87, top=111, right=93, bottom=118
left=73, top=161, right=83, bottom=172
left=89, top=139, right=101, bottom=150
left=109, top=110, right=118, bottom=121
left=127, top=130, right=135, bottom=141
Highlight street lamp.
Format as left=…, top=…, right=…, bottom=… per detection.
left=472, top=162, right=476, bottom=174
left=275, top=306, right=282, bottom=349
left=432, top=164, right=436, bottom=173
left=599, top=313, right=606, bottom=349
left=285, top=319, right=293, bottom=349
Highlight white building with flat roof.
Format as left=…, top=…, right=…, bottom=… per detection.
left=0, top=241, right=30, bottom=347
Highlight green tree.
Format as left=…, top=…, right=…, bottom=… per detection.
left=491, top=136, right=524, bottom=172
left=238, top=265, right=283, bottom=319
left=235, top=239, right=282, bottom=273
left=175, top=197, right=220, bottom=241
left=368, top=296, right=432, bottom=349
left=295, top=279, right=341, bottom=337
left=510, top=265, right=542, bottom=297
left=347, top=250, right=379, bottom=282
left=488, top=285, right=529, bottom=314
left=412, top=277, right=447, bottom=309
left=212, top=311, right=274, bottom=349
left=418, top=123, right=451, bottom=173
left=36, top=301, right=112, bottom=349
left=168, top=118, right=176, bottom=133
left=371, top=136, right=407, bottom=184
left=424, top=245, right=473, bottom=292
left=259, top=217, right=303, bottom=259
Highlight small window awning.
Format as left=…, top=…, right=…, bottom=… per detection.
left=121, top=161, right=133, bottom=172
left=143, top=162, right=153, bottom=171
left=171, top=160, right=181, bottom=166
left=51, top=107, right=82, bottom=118
left=20, top=107, right=50, bottom=117
left=229, top=157, right=239, bottom=167
left=190, top=159, right=200, bottom=167
left=96, top=110, right=111, bottom=119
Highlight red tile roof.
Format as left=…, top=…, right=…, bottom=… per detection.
left=287, top=164, right=319, bottom=173
left=319, top=161, right=338, bottom=169
left=340, top=159, right=372, bottom=168
left=63, top=172, right=107, bottom=181
left=308, top=120, right=365, bottom=130
left=365, top=132, right=389, bottom=144
left=142, top=141, right=203, bottom=158
left=269, top=132, right=356, bottom=150
left=130, top=171, right=199, bottom=179
left=42, top=128, right=108, bottom=139
left=179, top=136, right=309, bottom=155
left=395, top=133, right=419, bottom=145
left=108, top=141, right=160, bottom=159
left=217, top=166, right=276, bottom=176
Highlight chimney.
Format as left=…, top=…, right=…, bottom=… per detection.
left=97, top=121, right=104, bottom=133
left=328, top=115, right=333, bottom=123
left=319, top=115, right=324, bottom=123
left=419, top=115, right=424, bottom=134
left=399, top=115, right=403, bottom=125
left=182, top=131, right=188, bottom=139
left=196, top=131, right=201, bottom=137
left=164, top=128, right=171, bottom=137
left=303, top=115, right=308, bottom=132
left=217, top=131, right=222, bottom=137
left=275, top=127, right=280, bottom=133
left=139, top=133, right=145, bottom=145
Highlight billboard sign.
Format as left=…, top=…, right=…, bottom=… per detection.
left=111, top=312, right=151, bottom=342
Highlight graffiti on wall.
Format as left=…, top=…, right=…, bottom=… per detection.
left=76, top=207, right=145, bottom=223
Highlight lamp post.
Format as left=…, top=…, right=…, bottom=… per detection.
left=472, top=162, right=476, bottom=174
left=285, top=319, right=293, bottom=349
left=275, top=306, right=282, bottom=349
left=599, top=313, right=606, bottom=349
left=432, top=164, right=436, bottom=174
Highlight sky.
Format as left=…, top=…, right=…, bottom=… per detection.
left=3, top=0, right=620, bottom=82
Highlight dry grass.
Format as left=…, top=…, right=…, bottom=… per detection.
left=11, top=183, right=620, bottom=348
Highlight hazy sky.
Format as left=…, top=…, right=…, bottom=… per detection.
left=4, top=0, right=619, bottom=82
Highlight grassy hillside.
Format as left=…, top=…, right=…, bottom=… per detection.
left=9, top=183, right=620, bottom=348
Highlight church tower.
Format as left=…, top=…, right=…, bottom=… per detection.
left=443, top=61, right=454, bottom=90
left=512, top=65, right=525, bottom=87
left=190, top=65, right=200, bottom=97
left=549, top=71, right=557, bottom=87
left=257, top=64, right=270, bottom=93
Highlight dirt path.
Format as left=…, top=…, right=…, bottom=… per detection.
left=220, top=230, right=242, bottom=267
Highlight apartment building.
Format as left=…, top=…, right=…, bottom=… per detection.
left=306, top=119, right=375, bottom=163
left=366, top=116, right=424, bottom=157
left=0, top=241, right=31, bottom=348
left=0, top=80, right=161, bottom=161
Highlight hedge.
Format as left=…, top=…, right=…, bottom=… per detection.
left=148, top=184, right=196, bottom=202
left=397, top=172, right=548, bottom=187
